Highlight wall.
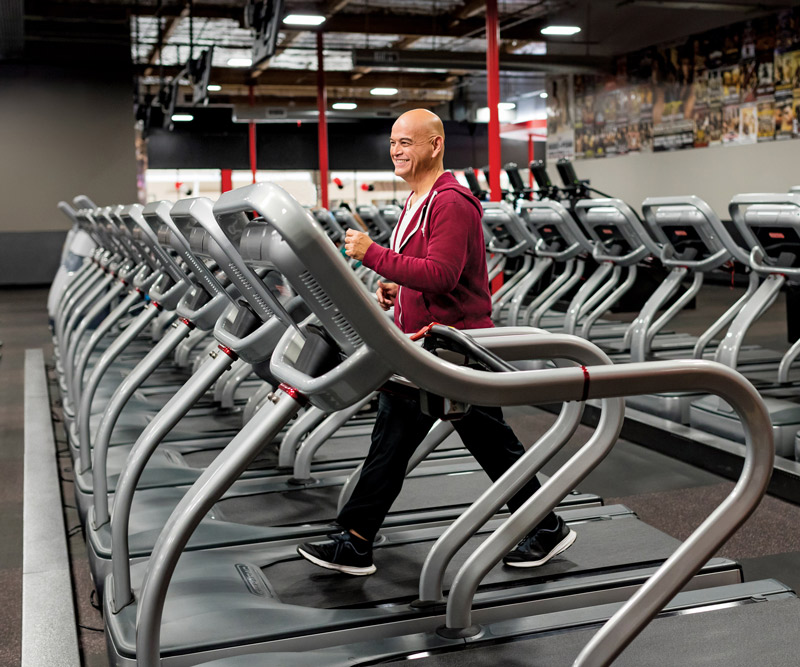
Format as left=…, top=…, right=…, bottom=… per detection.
left=561, top=139, right=800, bottom=217
left=146, top=110, right=542, bottom=173
left=0, top=64, right=137, bottom=284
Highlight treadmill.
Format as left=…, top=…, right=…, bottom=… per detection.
left=690, top=193, right=800, bottom=458
left=104, top=182, right=749, bottom=666
left=624, top=196, right=740, bottom=422
left=88, top=192, right=602, bottom=590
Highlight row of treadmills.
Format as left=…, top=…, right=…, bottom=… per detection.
left=50, top=180, right=800, bottom=665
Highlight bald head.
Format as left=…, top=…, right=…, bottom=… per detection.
left=390, top=109, right=446, bottom=189
left=394, top=109, right=445, bottom=142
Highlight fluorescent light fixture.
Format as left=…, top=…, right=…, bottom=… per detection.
left=283, top=14, right=326, bottom=26
left=370, top=87, right=398, bottom=96
left=332, top=102, right=358, bottom=110
left=171, top=114, right=194, bottom=122
left=498, top=102, right=516, bottom=110
left=540, top=91, right=548, bottom=98
left=476, top=106, right=517, bottom=123
left=541, top=25, right=581, bottom=35
left=207, top=84, right=222, bottom=92
left=227, top=57, right=253, bottom=67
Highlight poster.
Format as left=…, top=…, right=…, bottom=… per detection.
left=757, top=99, right=776, bottom=140
left=722, top=104, right=740, bottom=143
left=740, top=103, right=758, bottom=144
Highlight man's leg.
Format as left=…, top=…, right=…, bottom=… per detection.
left=452, top=405, right=576, bottom=567
left=298, top=392, right=435, bottom=575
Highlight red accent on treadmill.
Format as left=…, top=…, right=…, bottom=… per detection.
left=278, top=383, right=308, bottom=405
left=179, top=317, right=196, bottom=330
left=580, top=365, right=591, bottom=403
left=674, top=230, right=688, bottom=236
left=769, top=232, right=786, bottom=239
left=409, top=322, right=444, bottom=341
left=218, top=345, right=239, bottom=360
left=601, top=228, right=613, bottom=235
left=151, top=301, right=162, bottom=310
left=543, top=227, right=552, bottom=233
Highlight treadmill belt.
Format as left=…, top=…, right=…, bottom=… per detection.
left=104, top=411, right=243, bottom=446
left=215, top=467, right=493, bottom=526
left=265, top=518, right=678, bottom=608
left=385, top=597, right=800, bottom=666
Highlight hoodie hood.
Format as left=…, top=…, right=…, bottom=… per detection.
left=428, top=171, right=484, bottom=218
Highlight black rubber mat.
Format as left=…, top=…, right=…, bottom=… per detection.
left=384, top=597, right=800, bottom=666
left=215, top=467, right=494, bottom=527
left=266, top=518, right=678, bottom=608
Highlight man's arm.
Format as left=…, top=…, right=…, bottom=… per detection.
left=361, top=196, right=474, bottom=294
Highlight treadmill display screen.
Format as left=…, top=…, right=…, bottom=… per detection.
left=594, top=224, right=631, bottom=255
left=663, top=225, right=707, bottom=260
left=754, top=226, right=800, bottom=267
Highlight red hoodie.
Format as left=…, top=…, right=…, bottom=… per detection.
left=362, top=171, right=493, bottom=334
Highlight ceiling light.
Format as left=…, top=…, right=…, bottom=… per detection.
left=541, top=25, right=581, bottom=36
left=498, top=102, right=516, bottom=110
left=283, top=14, right=327, bottom=26
left=332, top=102, right=358, bottom=110
left=207, top=84, right=222, bottom=92
left=370, top=87, right=398, bottom=96
left=171, top=114, right=194, bottom=122
left=540, top=92, right=548, bottom=98
left=227, top=57, right=253, bottom=67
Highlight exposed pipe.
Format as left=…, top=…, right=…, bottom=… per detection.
left=485, top=0, right=501, bottom=202
left=317, top=32, right=330, bottom=209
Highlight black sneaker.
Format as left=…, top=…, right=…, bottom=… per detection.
left=503, top=517, right=577, bottom=568
left=297, top=531, right=376, bottom=576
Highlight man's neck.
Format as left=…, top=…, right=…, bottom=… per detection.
left=407, top=167, right=445, bottom=202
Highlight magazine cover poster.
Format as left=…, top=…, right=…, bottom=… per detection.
left=757, top=99, right=776, bottom=140
left=723, top=104, right=741, bottom=143
left=739, top=103, right=758, bottom=144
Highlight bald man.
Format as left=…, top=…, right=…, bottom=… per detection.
left=298, top=110, right=575, bottom=576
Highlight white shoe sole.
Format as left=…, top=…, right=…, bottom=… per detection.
left=504, top=528, right=577, bottom=568
left=297, top=546, right=377, bottom=576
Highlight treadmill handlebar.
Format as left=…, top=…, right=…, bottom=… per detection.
left=642, top=196, right=737, bottom=272
left=518, top=199, right=593, bottom=259
left=730, top=193, right=800, bottom=278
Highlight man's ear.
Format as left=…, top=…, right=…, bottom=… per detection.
left=431, top=135, right=444, bottom=158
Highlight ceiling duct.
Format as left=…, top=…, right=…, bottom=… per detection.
left=0, top=0, right=24, bottom=60
left=353, top=49, right=612, bottom=75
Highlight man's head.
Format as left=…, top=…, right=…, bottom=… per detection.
left=390, top=109, right=445, bottom=186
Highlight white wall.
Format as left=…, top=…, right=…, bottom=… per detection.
left=561, top=140, right=800, bottom=217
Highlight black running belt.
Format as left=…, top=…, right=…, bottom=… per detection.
left=216, top=468, right=495, bottom=527
left=101, top=411, right=244, bottom=446
left=383, top=596, right=800, bottom=666
left=266, top=519, right=681, bottom=609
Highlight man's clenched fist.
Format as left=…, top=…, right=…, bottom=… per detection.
left=344, top=229, right=373, bottom=261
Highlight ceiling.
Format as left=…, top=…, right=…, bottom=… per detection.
left=15, top=0, right=799, bottom=122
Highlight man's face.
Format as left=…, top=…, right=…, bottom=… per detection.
left=389, top=118, right=435, bottom=182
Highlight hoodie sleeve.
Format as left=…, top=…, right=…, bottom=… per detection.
left=362, top=193, right=474, bottom=294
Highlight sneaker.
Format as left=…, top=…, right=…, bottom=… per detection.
left=297, top=531, right=377, bottom=576
left=503, top=517, right=577, bottom=568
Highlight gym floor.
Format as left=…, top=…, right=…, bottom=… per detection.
left=3, top=283, right=800, bottom=667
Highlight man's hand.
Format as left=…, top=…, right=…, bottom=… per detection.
left=376, top=281, right=398, bottom=311
left=344, top=229, right=373, bottom=261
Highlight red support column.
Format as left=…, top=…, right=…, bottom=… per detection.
left=220, top=168, right=233, bottom=193
left=528, top=135, right=534, bottom=189
left=317, top=32, right=330, bottom=210
left=485, top=0, right=502, bottom=202
left=248, top=85, right=257, bottom=184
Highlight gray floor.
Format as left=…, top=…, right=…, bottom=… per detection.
left=4, top=283, right=800, bottom=666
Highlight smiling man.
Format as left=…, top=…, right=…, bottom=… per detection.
left=297, top=109, right=575, bottom=576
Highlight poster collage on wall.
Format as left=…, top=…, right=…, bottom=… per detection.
left=546, top=8, right=800, bottom=161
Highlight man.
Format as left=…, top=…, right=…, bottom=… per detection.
left=297, top=109, right=575, bottom=576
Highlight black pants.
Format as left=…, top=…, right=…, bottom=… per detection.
left=337, top=392, right=560, bottom=542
